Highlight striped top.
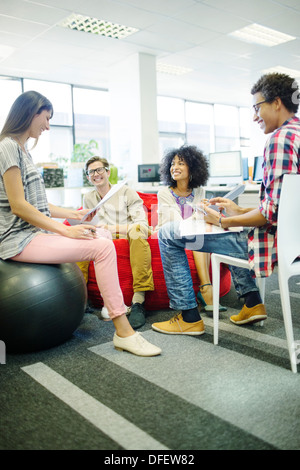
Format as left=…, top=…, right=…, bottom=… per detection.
left=0, top=137, right=50, bottom=259
left=248, top=116, right=300, bottom=277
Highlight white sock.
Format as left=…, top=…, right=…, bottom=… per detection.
left=132, top=291, right=145, bottom=304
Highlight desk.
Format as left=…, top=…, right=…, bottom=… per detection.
left=45, top=186, right=91, bottom=208
left=204, top=183, right=260, bottom=208
left=238, top=185, right=260, bottom=208
left=137, top=183, right=261, bottom=208
left=45, top=182, right=261, bottom=210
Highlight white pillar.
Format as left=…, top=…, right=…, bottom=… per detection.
left=108, top=53, right=159, bottom=183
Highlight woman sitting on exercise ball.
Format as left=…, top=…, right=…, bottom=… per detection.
left=0, top=90, right=161, bottom=357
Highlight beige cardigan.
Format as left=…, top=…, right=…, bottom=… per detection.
left=83, top=185, right=148, bottom=227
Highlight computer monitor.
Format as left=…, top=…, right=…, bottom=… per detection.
left=207, top=151, right=243, bottom=186
left=253, top=156, right=264, bottom=182
left=138, top=164, right=161, bottom=183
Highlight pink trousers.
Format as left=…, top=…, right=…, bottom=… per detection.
left=11, top=233, right=126, bottom=319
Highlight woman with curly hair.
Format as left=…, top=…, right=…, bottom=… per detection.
left=157, top=145, right=227, bottom=314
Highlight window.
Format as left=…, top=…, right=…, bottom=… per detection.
left=157, top=96, right=186, bottom=157
left=159, top=135, right=185, bottom=158
left=186, top=102, right=214, bottom=156
left=0, top=77, right=22, bottom=132
left=157, top=97, right=185, bottom=134
left=239, top=107, right=251, bottom=147
left=214, top=104, right=240, bottom=151
left=23, top=80, right=73, bottom=165
left=73, top=87, right=110, bottom=157
left=23, top=79, right=73, bottom=126
left=0, top=74, right=262, bottom=182
left=29, top=127, right=74, bottom=167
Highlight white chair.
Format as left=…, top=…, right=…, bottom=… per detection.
left=277, top=174, right=300, bottom=373
left=211, top=254, right=265, bottom=346
left=211, top=173, right=300, bottom=373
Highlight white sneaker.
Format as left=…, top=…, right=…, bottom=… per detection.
left=113, top=332, right=162, bottom=357
left=101, top=306, right=110, bottom=320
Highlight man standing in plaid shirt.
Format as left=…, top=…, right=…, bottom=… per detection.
left=151, top=73, right=300, bottom=337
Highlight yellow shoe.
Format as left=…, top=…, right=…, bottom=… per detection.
left=230, top=304, right=267, bottom=325
left=152, top=313, right=205, bottom=336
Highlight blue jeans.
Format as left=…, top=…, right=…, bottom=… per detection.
left=158, top=221, right=259, bottom=311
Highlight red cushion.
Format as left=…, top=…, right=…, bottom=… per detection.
left=63, top=195, right=231, bottom=310
left=87, top=234, right=231, bottom=311
left=137, top=191, right=158, bottom=228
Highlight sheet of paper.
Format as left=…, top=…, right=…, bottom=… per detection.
left=67, top=179, right=127, bottom=226
left=179, top=218, right=243, bottom=237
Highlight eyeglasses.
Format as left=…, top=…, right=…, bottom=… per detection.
left=253, top=100, right=268, bottom=114
left=86, top=167, right=108, bottom=176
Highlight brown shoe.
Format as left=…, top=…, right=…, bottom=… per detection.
left=152, top=313, right=205, bottom=336
left=230, top=304, right=267, bottom=325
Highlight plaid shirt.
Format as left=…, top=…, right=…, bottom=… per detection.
left=248, top=116, right=300, bottom=277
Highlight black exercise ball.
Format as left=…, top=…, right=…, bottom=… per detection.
left=0, top=260, right=87, bottom=353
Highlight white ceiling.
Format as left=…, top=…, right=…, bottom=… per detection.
left=0, top=0, right=299, bottom=107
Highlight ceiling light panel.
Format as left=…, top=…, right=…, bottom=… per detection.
left=229, top=23, right=295, bottom=47
left=156, top=63, right=193, bottom=75
left=59, top=13, right=138, bottom=39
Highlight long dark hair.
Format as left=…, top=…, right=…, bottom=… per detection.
left=0, top=90, right=53, bottom=147
left=160, top=145, right=209, bottom=189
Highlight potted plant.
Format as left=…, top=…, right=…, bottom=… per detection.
left=71, top=139, right=99, bottom=163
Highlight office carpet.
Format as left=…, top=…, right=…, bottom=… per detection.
left=1, top=266, right=300, bottom=451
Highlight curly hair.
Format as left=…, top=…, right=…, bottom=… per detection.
left=251, top=73, right=299, bottom=113
left=160, top=145, right=209, bottom=189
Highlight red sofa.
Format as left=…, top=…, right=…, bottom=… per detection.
left=86, top=192, right=231, bottom=310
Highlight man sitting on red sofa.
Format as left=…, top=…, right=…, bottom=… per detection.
left=84, top=156, right=154, bottom=329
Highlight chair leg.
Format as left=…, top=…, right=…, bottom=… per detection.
left=256, top=277, right=266, bottom=327
left=211, top=255, right=221, bottom=345
left=256, top=277, right=266, bottom=303
left=278, top=272, right=298, bottom=373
